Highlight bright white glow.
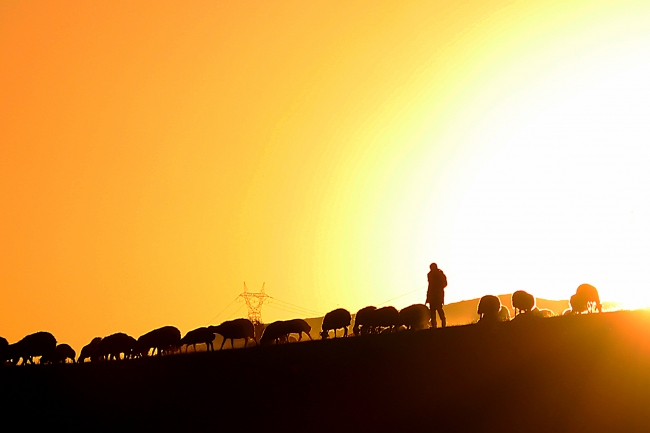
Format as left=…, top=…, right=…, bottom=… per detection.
left=414, top=39, right=650, bottom=309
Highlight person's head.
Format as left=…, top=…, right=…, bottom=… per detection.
left=430, top=263, right=438, bottom=271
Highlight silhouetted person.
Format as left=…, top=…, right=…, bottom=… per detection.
left=426, top=263, right=447, bottom=328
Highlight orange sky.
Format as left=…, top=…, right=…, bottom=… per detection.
left=2, top=1, right=650, bottom=350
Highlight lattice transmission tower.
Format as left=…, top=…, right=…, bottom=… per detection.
left=238, top=282, right=271, bottom=325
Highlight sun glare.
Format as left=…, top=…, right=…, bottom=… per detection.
left=406, top=32, right=650, bottom=309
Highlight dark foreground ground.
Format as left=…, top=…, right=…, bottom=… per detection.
left=3, top=311, right=650, bottom=432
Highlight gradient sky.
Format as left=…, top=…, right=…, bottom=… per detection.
left=2, top=0, right=650, bottom=350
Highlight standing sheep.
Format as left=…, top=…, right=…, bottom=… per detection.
left=78, top=337, right=102, bottom=363
left=211, top=318, right=257, bottom=349
left=353, top=306, right=377, bottom=336
left=511, top=291, right=535, bottom=316
left=260, top=320, right=291, bottom=345
left=6, top=331, right=57, bottom=365
left=138, top=326, right=181, bottom=356
left=477, top=295, right=501, bottom=323
left=320, top=308, right=352, bottom=339
left=181, top=327, right=217, bottom=352
left=41, top=344, right=76, bottom=364
left=399, top=304, right=431, bottom=330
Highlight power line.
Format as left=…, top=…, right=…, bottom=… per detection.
left=225, top=303, right=246, bottom=321
left=376, top=285, right=427, bottom=307
left=265, top=301, right=323, bottom=318
left=265, top=303, right=315, bottom=317
left=204, top=296, right=239, bottom=326
left=268, top=297, right=324, bottom=317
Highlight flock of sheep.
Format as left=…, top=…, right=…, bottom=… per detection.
left=477, top=284, right=602, bottom=322
left=0, top=284, right=602, bottom=366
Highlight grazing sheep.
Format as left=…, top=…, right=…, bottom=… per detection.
left=497, top=306, right=511, bottom=322
left=321, top=308, right=352, bottom=339
left=98, top=333, right=138, bottom=360
left=535, top=308, right=554, bottom=318
left=568, top=293, right=590, bottom=314
left=138, top=326, right=181, bottom=356
left=181, top=327, right=217, bottom=352
left=6, top=331, right=57, bottom=365
left=0, top=336, right=8, bottom=362
left=41, top=344, right=76, bottom=364
left=260, top=320, right=291, bottom=345
left=477, top=295, right=501, bottom=323
left=511, top=291, right=535, bottom=316
left=353, top=306, right=377, bottom=336
left=211, top=318, right=257, bottom=349
left=283, top=319, right=313, bottom=342
left=575, top=284, right=602, bottom=313
left=78, top=337, right=102, bottom=363
left=365, top=306, right=400, bottom=334
left=399, top=304, right=431, bottom=330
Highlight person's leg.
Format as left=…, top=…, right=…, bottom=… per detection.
left=429, top=304, right=438, bottom=328
left=437, top=306, right=447, bottom=328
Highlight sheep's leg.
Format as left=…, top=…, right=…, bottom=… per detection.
left=220, top=339, right=226, bottom=350
left=230, top=338, right=235, bottom=349
left=298, top=333, right=303, bottom=342
left=307, top=332, right=313, bottom=340
left=343, top=327, right=348, bottom=337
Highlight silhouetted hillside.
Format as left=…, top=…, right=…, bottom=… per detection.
left=2, top=310, right=648, bottom=432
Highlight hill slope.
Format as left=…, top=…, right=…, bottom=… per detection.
left=2, top=310, right=648, bottom=432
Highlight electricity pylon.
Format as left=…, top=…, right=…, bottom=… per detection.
left=238, top=282, right=271, bottom=325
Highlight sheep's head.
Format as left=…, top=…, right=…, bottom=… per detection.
left=320, top=330, right=329, bottom=340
